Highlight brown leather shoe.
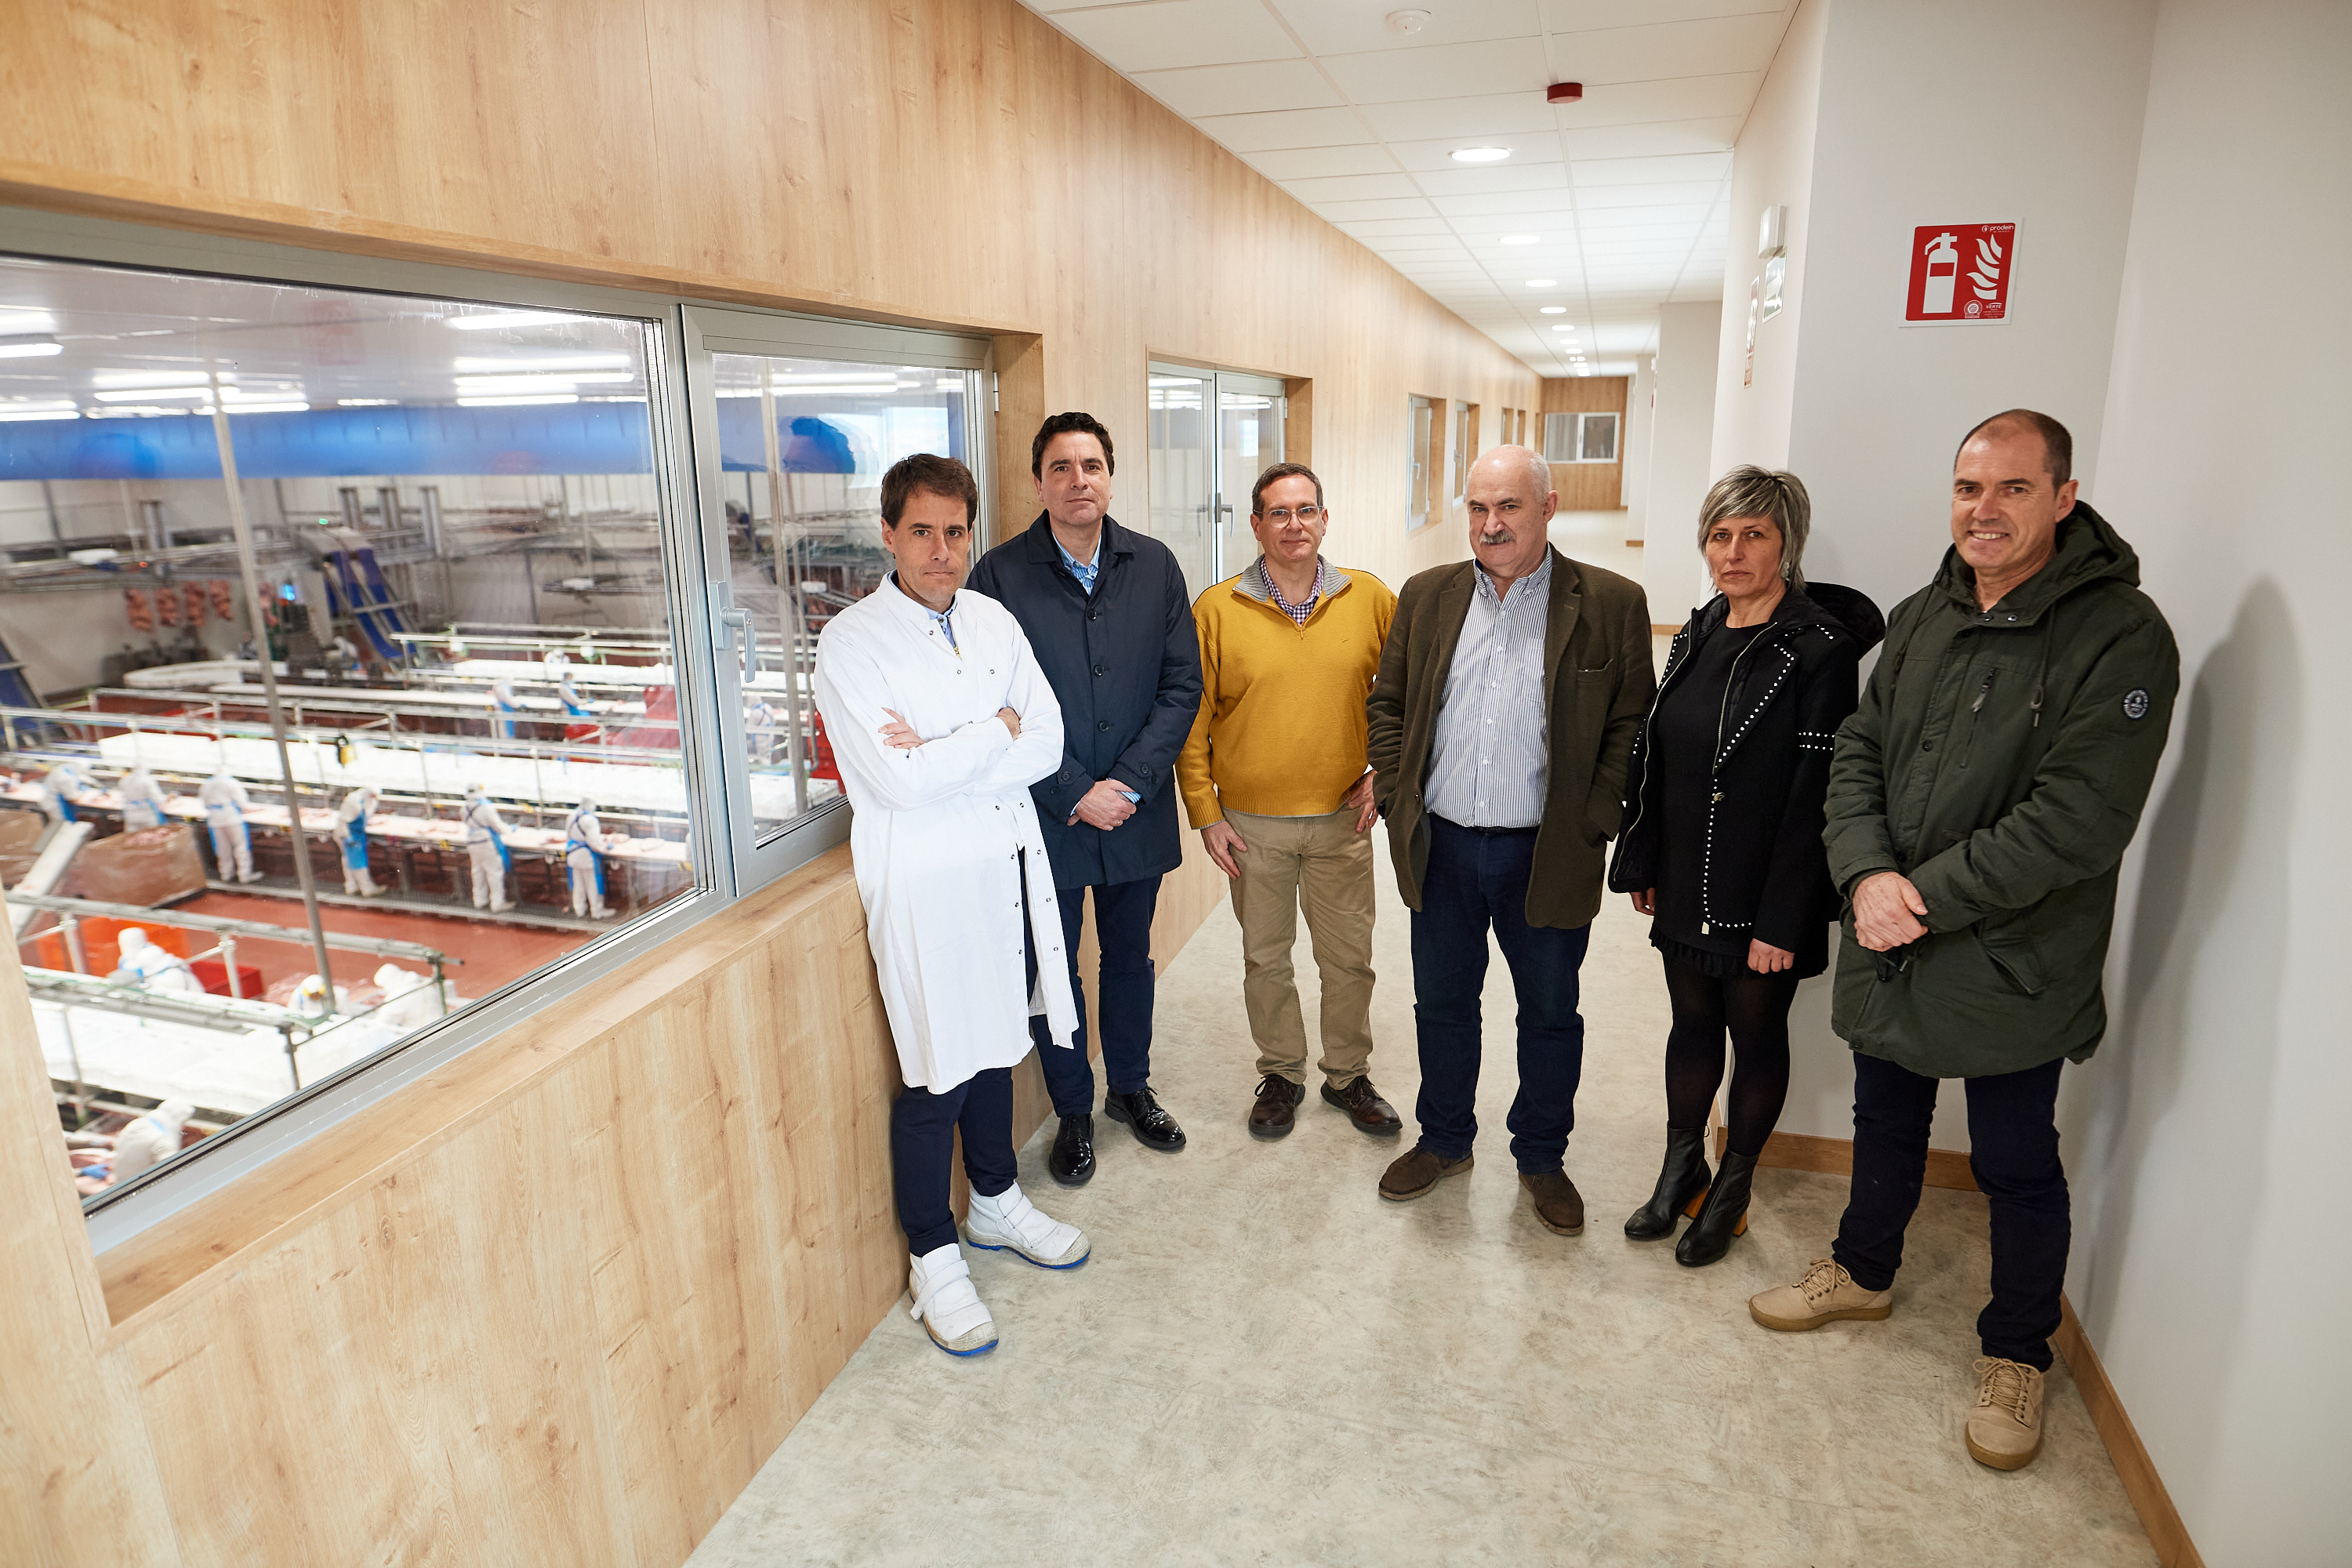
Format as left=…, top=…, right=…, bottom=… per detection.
left=1379, top=1144, right=1473, bottom=1201
left=1247, top=1074, right=1305, bottom=1139
left=1519, top=1169, right=1585, bottom=1235
left=1320, top=1075, right=1403, bottom=1135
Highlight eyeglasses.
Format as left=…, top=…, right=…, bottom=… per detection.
left=1258, top=505, right=1323, bottom=525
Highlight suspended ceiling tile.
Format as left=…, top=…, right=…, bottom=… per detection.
left=1384, top=134, right=1573, bottom=172
left=1556, top=116, right=1742, bottom=158
left=1428, top=187, right=1585, bottom=216
left=1322, top=39, right=1556, bottom=105
left=1543, top=11, right=1791, bottom=82
left=1279, top=171, right=1428, bottom=203
left=1333, top=216, right=1460, bottom=238
left=1544, top=0, right=1786, bottom=27
left=1190, top=105, right=1375, bottom=151
left=1240, top=143, right=1403, bottom=180
left=1129, top=59, right=1344, bottom=117
left=1410, top=162, right=1573, bottom=197
left=1571, top=182, right=1726, bottom=208
left=1572, top=151, right=1733, bottom=184
left=1552, top=71, right=1765, bottom=125
left=1305, top=195, right=1443, bottom=221
left=1353, top=92, right=1565, bottom=143
left=1273, top=0, right=1546, bottom=54
left=1053, top=0, right=1303, bottom=74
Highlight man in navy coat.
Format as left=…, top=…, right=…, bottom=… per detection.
left=967, top=412, right=1203, bottom=1186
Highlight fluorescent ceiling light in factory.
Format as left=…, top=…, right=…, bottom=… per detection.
left=455, top=372, right=632, bottom=394
left=93, top=385, right=213, bottom=401
left=0, top=309, right=59, bottom=336
left=452, top=354, right=632, bottom=372
left=0, top=338, right=63, bottom=358
left=92, top=368, right=216, bottom=389
left=456, top=393, right=580, bottom=407
left=0, top=405, right=79, bottom=422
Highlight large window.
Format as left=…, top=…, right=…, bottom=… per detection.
left=1145, top=361, right=1285, bottom=598
left=1408, top=394, right=1434, bottom=531
left=1543, top=410, right=1620, bottom=463
left=0, top=211, right=986, bottom=1243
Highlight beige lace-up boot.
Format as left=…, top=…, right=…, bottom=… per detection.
left=1965, top=1356, right=2045, bottom=1469
left=1747, top=1255, right=1894, bottom=1331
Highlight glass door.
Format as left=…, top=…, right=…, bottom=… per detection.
left=681, top=307, right=991, bottom=889
left=1149, top=361, right=1286, bottom=597
left=1216, top=372, right=1287, bottom=582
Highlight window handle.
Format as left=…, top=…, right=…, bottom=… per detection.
left=710, top=582, right=758, bottom=681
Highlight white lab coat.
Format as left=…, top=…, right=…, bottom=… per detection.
left=813, top=579, right=1076, bottom=1094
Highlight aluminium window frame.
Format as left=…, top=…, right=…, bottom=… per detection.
left=0, top=205, right=971, bottom=1251
left=1543, top=409, right=1621, bottom=464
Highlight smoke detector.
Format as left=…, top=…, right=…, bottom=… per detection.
left=1385, top=9, right=1432, bottom=34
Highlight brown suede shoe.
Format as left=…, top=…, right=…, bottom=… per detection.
left=1247, top=1074, right=1305, bottom=1140
left=1378, top=1144, right=1473, bottom=1201
left=1320, top=1075, right=1403, bottom=1135
left=1519, top=1169, right=1585, bottom=1235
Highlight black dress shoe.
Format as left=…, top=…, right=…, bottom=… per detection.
left=1249, top=1073, right=1305, bottom=1139
left=1320, top=1075, right=1403, bottom=1134
left=1624, top=1124, right=1711, bottom=1240
left=1102, top=1087, right=1186, bottom=1152
left=1047, top=1113, right=1095, bottom=1187
left=1677, top=1149, right=1757, bottom=1267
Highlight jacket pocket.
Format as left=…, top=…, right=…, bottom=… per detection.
left=1976, top=912, right=2045, bottom=996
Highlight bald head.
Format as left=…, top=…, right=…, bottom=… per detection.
left=1465, top=444, right=1557, bottom=593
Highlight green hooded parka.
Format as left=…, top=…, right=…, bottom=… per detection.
left=1823, top=501, right=2179, bottom=1077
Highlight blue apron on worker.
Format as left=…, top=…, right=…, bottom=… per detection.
left=333, top=815, right=368, bottom=869
left=565, top=808, right=605, bottom=899
left=468, top=801, right=513, bottom=870
left=559, top=680, right=590, bottom=718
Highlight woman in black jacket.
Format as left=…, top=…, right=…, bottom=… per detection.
left=1608, top=467, right=1882, bottom=1266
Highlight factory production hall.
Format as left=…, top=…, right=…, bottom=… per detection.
left=0, top=2, right=2341, bottom=1566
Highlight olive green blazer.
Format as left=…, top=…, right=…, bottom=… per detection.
left=1367, top=546, right=1656, bottom=929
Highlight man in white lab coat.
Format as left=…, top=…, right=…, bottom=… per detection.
left=199, top=770, right=262, bottom=883
left=814, top=452, right=1091, bottom=1359
left=462, top=782, right=515, bottom=912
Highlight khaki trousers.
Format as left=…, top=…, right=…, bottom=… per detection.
left=1223, top=807, right=1377, bottom=1087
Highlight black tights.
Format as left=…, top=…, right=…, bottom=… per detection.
left=1662, top=954, right=1798, bottom=1158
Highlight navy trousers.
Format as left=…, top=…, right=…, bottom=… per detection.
left=1409, top=816, right=1592, bottom=1171
left=1029, top=875, right=1161, bottom=1115
left=891, top=1068, right=1018, bottom=1256
left=1832, top=1052, right=2070, bottom=1370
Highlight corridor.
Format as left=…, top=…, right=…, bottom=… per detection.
left=690, top=840, right=2156, bottom=1567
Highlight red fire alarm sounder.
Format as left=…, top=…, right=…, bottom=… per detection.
left=1547, top=82, right=1583, bottom=103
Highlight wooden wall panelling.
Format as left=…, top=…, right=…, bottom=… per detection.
left=1541, top=376, right=1631, bottom=512
left=991, top=332, right=1046, bottom=548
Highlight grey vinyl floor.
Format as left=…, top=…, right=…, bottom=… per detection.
left=688, top=837, right=2156, bottom=1567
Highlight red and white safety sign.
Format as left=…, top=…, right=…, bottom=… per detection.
left=1906, top=223, right=2016, bottom=323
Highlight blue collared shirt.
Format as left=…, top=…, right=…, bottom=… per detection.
left=1425, top=554, right=1553, bottom=829
left=1057, top=534, right=1102, bottom=595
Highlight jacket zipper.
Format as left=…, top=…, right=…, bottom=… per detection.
left=1697, top=623, right=1776, bottom=933
left=1960, top=669, right=1996, bottom=768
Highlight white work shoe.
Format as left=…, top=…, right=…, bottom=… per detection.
left=965, top=1182, right=1091, bottom=1269
left=906, top=1243, right=997, bottom=1357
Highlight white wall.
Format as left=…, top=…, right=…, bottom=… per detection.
left=1645, top=300, right=1722, bottom=621
left=1714, top=0, right=2161, bottom=1152
left=2063, top=2, right=2352, bottom=1557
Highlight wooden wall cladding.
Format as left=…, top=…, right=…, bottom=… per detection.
left=0, top=2, right=1541, bottom=1563
left=1541, top=376, right=1632, bottom=512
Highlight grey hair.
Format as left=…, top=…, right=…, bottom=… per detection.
left=1469, top=443, right=1555, bottom=501
left=1697, top=465, right=1811, bottom=592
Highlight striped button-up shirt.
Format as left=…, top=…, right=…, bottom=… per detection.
left=1425, top=554, right=1552, bottom=829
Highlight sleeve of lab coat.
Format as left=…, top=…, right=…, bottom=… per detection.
left=815, top=632, right=1016, bottom=813
left=971, top=622, right=1066, bottom=797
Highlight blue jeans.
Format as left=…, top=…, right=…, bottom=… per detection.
left=1832, top=1052, right=2068, bottom=1370
left=1410, top=816, right=1592, bottom=1171
left=1029, top=876, right=1160, bottom=1115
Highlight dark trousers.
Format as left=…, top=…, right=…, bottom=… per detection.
left=1409, top=816, right=1591, bottom=1171
left=891, top=1068, right=1017, bottom=1256
left=1832, top=1052, right=2070, bottom=1370
left=1029, top=875, right=1161, bottom=1115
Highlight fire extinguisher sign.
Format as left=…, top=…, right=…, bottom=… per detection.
left=1905, top=223, right=2016, bottom=324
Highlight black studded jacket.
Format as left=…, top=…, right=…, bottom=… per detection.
left=1608, top=583, right=1882, bottom=973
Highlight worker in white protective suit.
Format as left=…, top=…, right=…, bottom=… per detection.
left=107, top=1099, right=194, bottom=1185
left=811, top=453, right=1087, bottom=1360
left=557, top=671, right=591, bottom=718
left=117, top=764, right=169, bottom=829
left=543, top=648, right=572, bottom=682
left=199, top=770, right=262, bottom=883
left=562, top=796, right=615, bottom=919
left=489, top=676, right=522, bottom=740
left=289, top=973, right=346, bottom=1018
left=460, top=782, right=514, bottom=913
left=332, top=785, right=383, bottom=896
left=745, top=690, right=780, bottom=766
left=38, top=760, right=95, bottom=823
left=372, top=962, right=446, bottom=1029
left=109, top=928, right=201, bottom=994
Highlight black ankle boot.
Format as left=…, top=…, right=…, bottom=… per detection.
left=1676, top=1149, right=1758, bottom=1267
left=1624, top=1125, right=1711, bottom=1240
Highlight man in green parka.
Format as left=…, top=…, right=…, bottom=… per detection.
left=1746, top=411, right=2178, bottom=1473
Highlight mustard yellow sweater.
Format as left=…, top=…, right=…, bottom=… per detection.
left=1178, top=560, right=1396, bottom=826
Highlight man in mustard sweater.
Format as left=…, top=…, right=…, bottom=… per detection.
left=1178, top=463, right=1403, bottom=1140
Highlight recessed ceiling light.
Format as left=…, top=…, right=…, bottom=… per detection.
left=1552, top=325, right=1574, bottom=332
left=1451, top=147, right=1512, bottom=164
left=1539, top=307, right=1566, bottom=315
left=1499, top=234, right=1539, bottom=245
left=1525, top=279, right=1556, bottom=289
